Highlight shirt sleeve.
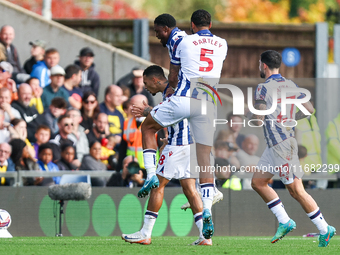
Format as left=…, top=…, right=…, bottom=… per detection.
left=254, top=84, right=267, bottom=102
left=170, top=38, right=183, bottom=66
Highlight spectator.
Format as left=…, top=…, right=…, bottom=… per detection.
left=0, top=25, right=29, bottom=83
left=0, top=109, right=11, bottom=143
left=216, top=113, right=246, bottom=148
left=27, top=77, right=44, bottom=114
left=23, top=40, right=46, bottom=74
left=41, top=65, right=69, bottom=109
left=118, top=85, right=130, bottom=118
left=236, top=134, right=260, bottom=190
left=31, top=48, right=60, bottom=88
left=10, top=118, right=36, bottom=159
left=67, top=108, right=89, bottom=162
left=63, top=65, right=83, bottom=110
left=86, top=112, right=110, bottom=145
left=101, top=134, right=116, bottom=167
left=120, top=155, right=144, bottom=187
left=80, top=91, right=99, bottom=131
left=11, top=83, right=45, bottom=143
left=0, top=61, right=17, bottom=101
left=9, top=138, right=39, bottom=186
left=0, top=142, right=15, bottom=186
left=43, top=97, right=67, bottom=136
left=118, top=94, right=148, bottom=170
left=0, top=87, right=21, bottom=122
left=49, top=115, right=78, bottom=165
left=0, top=42, right=5, bottom=62
left=33, top=125, right=51, bottom=159
left=74, top=47, right=100, bottom=96
left=56, top=144, right=77, bottom=171
left=36, top=143, right=60, bottom=186
left=127, top=69, right=154, bottom=106
left=80, top=141, right=107, bottom=187
left=99, top=85, right=124, bottom=143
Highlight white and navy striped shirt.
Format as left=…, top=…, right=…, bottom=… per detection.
left=171, top=29, right=227, bottom=99
left=255, top=74, right=305, bottom=147
left=166, top=27, right=187, bottom=65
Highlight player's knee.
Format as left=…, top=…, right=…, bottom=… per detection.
left=251, top=179, right=261, bottom=191
left=287, top=186, right=305, bottom=200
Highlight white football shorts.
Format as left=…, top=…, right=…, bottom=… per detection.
left=150, top=95, right=216, bottom=146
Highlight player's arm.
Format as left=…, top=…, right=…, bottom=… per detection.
left=248, top=100, right=266, bottom=126
left=131, top=100, right=152, bottom=117
left=295, top=101, right=314, bottom=120
left=168, top=63, right=180, bottom=90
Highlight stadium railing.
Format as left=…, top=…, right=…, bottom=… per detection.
left=0, top=170, right=337, bottom=187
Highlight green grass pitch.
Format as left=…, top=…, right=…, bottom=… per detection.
left=0, top=236, right=339, bottom=255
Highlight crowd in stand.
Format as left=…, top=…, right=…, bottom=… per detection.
left=0, top=25, right=158, bottom=187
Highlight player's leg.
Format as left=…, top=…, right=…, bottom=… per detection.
left=251, top=170, right=295, bottom=243
left=122, top=175, right=169, bottom=245
left=285, top=178, right=336, bottom=247
left=138, top=114, right=163, bottom=198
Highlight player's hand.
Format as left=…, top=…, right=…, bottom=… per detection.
left=132, top=101, right=151, bottom=117
left=159, top=137, right=168, bottom=155
left=165, top=86, right=175, bottom=97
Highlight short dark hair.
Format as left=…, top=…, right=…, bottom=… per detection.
left=60, top=143, right=75, bottom=152
left=298, top=145, right=307, bottom=159
left=26, top=77, right=39, bottom=84
left=45, top=48, right=59, bottom=56
left=260, top=50, right=282, bottom=69
left=36, top=124, right=51, bottom=133
left=104, top=86, right=112, bottom=97
left=38, top=143, right=53, bottom=155
left=10, top=118, right=24, bottom=127
left=65, top=64, right=81, bottom=80
left=51, top=97, right=67, bottom=109
left=191, top=9, right=211, bottom=27
left=143, top=65, right=166, bottom=79
left=226, top=112, right=243, bottom=122
left=154, top=14, right=176, bottom=28
left=58, top=114, right=70, bottom=124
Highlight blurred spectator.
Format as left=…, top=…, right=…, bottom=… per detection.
left=0, top=109, right=11, bottom=143
left=80, top=91, right=99, bottom=131
left=122, top=99, right=131, bottom=118
left=36, top=143, right=60, bottom=186
left=9, top=138, right=39, bottom=186
left=298, top=145, right=315, bottom=189
left=49, top=115, right=78, bottom=165
left=74, top=47, right=100, bottom=96
left=0, top=87, right=21, bottom=122
left=11, top=83, right=45, bottom=143
left=0, top=42, right=5, bottom=62
left=101, top=134, right=116, bottom=167
left=43, top=97, right=67, bottom=136
left=41, top=65, right=69, bottom=109
left=23, top=40, right=46, bottom=74
left=86, top=112, right=110, bottom=144
left=0, top=142, right=15, bottom=186
left=27, top=77, right=44, bottom=114
left=99, top=85, right=124, bottom=143
left=80, top=141, right=107, bottom=187
left=31, top=48, right=60, bottom=88
left=216, top=113, right=245, bottom=148
left=118, top=85, right=130, bottom=118
left=67, top=108, right=89, bottom=162
left=0, top=61, right=17, bottom=101
left=118, top=94, right=148, bottom=170
left=127, top=69, right=154, bottom=106
left=10, top=118, right=36, bottom=159
left=236, top=134, right=260, bottom=190
left=63, top=65, right=83, bottom=110
left=56, top=144, right=77, bottom=171
left=120, top=155, right=144, bottom=187
left=0, top=26, right=29, bottom=83
left=33, top=125, right=51, bottom=159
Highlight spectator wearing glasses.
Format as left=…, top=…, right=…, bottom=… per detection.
left=23, top=40, right=46, bottom=74
left=74, top=47, right=100, bottom=96
left=0, top=142, right=15, bottom=186
left=0, top=61, right=17, bottom=101
left=80, top=91, right=99, bottom=131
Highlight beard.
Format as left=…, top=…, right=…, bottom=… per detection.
left=260, top=71, right=265, bottom=78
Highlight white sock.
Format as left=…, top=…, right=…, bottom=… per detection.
left=143, top=149, right=156, bottom=179
left=200, top=183, right=214, bottom=210
left=140, top=210, right=158, bottom=237
left=194, top=212, right=203, bottom=239
left=307, top=207, right=328, bottom=235
left=267, top=198, right=290, bottom=224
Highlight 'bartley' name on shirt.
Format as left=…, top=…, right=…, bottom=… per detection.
left=192, top=38, right=223, bottom=48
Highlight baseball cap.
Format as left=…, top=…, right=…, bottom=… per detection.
left=132, top=69, right=144, bottom=77
left=79, top=47, right=94, bottom=57
left=0, top=61, right=13, bottom=74
left=50, top=65, right=66, bottom=76
left=29, top=40, right=47, bottom=49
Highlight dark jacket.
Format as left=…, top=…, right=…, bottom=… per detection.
left=80, top=154, right=107, bottom=187
left=11, top=100, right=45, bottom=143
left=0, top=42, right=24, bottom=73
left=0, top=158, right=16, bottom=186
left=74, top=60, right=100, bottom=96
left=23, top=56, right=37, bottom=74
left=15, top=158, right=40, bottom=186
